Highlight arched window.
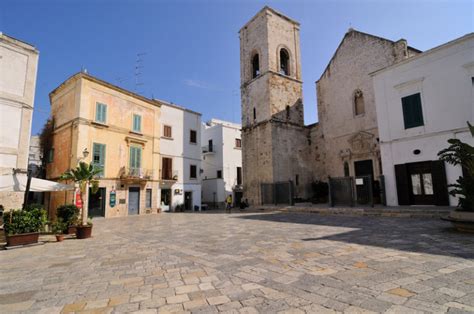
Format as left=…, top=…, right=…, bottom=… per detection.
left=354, top=89, right=365, bottom=116
left=252, top=54, right=260, bottom=79
left=279, top=48, right=290, bottom=76
left=344, top=162, right=350, bottom=177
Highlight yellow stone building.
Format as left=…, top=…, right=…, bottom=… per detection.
left=47, top=72, right=161, bottom=218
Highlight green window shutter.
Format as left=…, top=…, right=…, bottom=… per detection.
left=93, top=143, right=105, bottom=176
left=95, top=103, right=101, bottom=122
left=136, top=147, right=142, bottom=168
left=133, top=114, right=141, bottom=132
left=402, top=93, right=424, bottom=129
left=130, top=146, right=136, bottom=169
left=130, top=146, right=142, bottom=169
left=102, top=104, right=107, bottom=123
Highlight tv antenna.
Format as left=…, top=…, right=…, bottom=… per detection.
left=134, top=52, right=147, bottom=94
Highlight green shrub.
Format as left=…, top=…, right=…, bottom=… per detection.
left=56, top=204, right=80, bottom=226
left=51, top=218, right=67, bottom=235
left=3, top=208, right=48, bottom=236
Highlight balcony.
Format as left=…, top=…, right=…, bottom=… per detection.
left=120, top=167, right=154, bottom=180
left=160, top=170, right=179, bottom=181
left=202, top=145, right=216, bottom=154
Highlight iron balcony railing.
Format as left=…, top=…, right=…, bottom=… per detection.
left=161, top=170, right=179, bottom=181
left=120, top=167, right=154, bottom=180
left=202, top=145, right=216, bottom=154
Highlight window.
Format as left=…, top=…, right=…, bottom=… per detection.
left=252, top=53, right=260, bottom=78
left=279, top=48, right=290, bottom=76
left=190, top=130, right=197, bottom=144
left=253, top=107, right=256, bottom=120
left=237, top=167, right=242, bottom=185
left=402, top=93, right=424, bottom=129
left=344, top=162, right=350, bottom=177
left=92, top=143, right=106, bottom=177
left=295, top=174, right=299, bottom=186
left=95, top=102, right=107, bottom=124
left=132, top=114, right=142, bottom=133
left=190, top=165, right=197, bottom=179
left=162, top=157, right=173, bottom=180
left=47, top=148, right=54, bottom=163
left=129, top=146, right=142, bottom=171
left=235, top=138, right=241, bottom=148
left=163, top=125, right=172, bottom=138
left=146, top=189, right=152, bottom=208
left=354, top=89, right=365, bottom=116
left=217, top=170, right=222, bottom=179
left=286, top=105, right=290, bottom=120
left=208, top=139, right=213, bottom=152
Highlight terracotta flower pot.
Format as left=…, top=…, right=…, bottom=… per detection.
left=56, top=234, right=65, bottom=242
left=6, top=232, right=39, bottom=247
left=76, top=225, right=93, bottom=239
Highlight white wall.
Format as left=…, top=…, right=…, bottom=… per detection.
left=201, top=119, right=242, bottom=204
left=373, top=34, right=474, bottom=206
left=159, top=103, right=202, bottom=210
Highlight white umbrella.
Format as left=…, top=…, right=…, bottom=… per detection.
left=0, top=173, right=74, bottom=192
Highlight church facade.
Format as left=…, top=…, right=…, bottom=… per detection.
left=240, top=6, right=420, bottom=205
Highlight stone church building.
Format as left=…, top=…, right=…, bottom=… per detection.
left=240, top=6, right=420, bottom=205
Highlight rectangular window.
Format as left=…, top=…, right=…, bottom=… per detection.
left=190, top=165, right=197, bottom=179
left=235, top=138, right=242, bottom=148
left=295, top=174, right=299, bottom=186
left=47, top=148, right=54, bottom=163
left=237, top=167, right=242, bottom=185
left=132, top=114, right=142, bottom=133
left=402, top=93, right=424, bottom=129
left=92, top=143, right=106, bottom=177
left=146, top=189, right=152, bottom=208
left=162, top=157, right=173, bottom=180
left=217, top=170, right=222, bottom=179
left=190, top=130, right=197, bottom=143
left=208, top=139, right=213, bottom=152
left=129, top=146, right=142, bottom=172
left=163, top=125, right=172, bottom=138
left=95, top=102, right=107, bottom=124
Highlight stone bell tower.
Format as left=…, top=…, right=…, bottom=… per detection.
left=240, top=6, right=309, bottom=205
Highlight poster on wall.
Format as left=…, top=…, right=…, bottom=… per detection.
left=75, top=189, right=82, bottom=209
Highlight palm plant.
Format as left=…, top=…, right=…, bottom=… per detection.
left=60, top=162, right=101, bottom=225
left=438, top=122, right=474, bottom=211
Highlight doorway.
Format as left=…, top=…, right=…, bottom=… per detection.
left=128, top=187, right=140, bottom=215
left=234, top=191, right=243, bottom=207
left=354, top=160, right=374, bottom=177
left=89, top=187, right=105, bottom=217
left=408, top=162, right=434, bottom=205
left=184, top=191, right=193, bottom=211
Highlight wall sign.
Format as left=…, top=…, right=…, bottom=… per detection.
left=119, top=198, right=126, bottom=204
left=110, top=190, right=116, bottom=207
left=355, top=178, right=364, bottom=185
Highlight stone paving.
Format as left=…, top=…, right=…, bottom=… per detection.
left=0, top=211, right=473, bottom=313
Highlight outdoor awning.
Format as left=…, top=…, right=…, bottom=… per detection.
left=0, top=173, right=74, bottom=192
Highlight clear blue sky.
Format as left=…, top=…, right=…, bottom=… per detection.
left=1, top=0, right=472, bottom=135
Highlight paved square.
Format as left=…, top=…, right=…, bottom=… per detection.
left=1, top=211, right=473, bottom=313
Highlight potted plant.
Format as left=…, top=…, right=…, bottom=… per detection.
left=56, top=204, right=80, bottom=234
left=51, top=219, right=67, bottom=242
left=60, top=162, right=101, bottom=239
left=439, top=121, right=474, bottom=232
left=3, top=206, right=47, bottom=247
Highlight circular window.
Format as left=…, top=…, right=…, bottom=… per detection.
left=413, top=149, right=421, bottom=155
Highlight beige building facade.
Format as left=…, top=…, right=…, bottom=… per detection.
left=47, top=72, right=161, bottom=218
left=0, top=33, right=39, bottom=210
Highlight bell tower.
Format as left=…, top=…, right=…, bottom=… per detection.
left=240, top=6, right=307, bottom=205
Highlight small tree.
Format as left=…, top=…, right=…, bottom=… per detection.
left=438, top=122, right=474, bottom=212
left=60, top=162, right=101, bottom=225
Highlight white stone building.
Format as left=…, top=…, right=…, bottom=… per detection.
left=201, top=119, right=242, bottom=208
left=373, top=33, right=474, bottom=207
left=0, top=33, right=39, bottom=209
left=158, top=101, right=202, bottom=211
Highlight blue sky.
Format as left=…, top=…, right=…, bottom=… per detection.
left=1, top=0, right=472, bottom=135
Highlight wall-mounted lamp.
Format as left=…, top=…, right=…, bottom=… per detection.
left=82, top=148, right=89, bottom=158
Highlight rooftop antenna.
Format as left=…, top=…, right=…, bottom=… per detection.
left=134, top=52, right=146, bottom=94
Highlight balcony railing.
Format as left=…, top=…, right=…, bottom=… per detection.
left=120, top=167, right=154, bottom=180
left=161, top=170, right=179, bottom=181
left=202, top=145, right=216, bottom=154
